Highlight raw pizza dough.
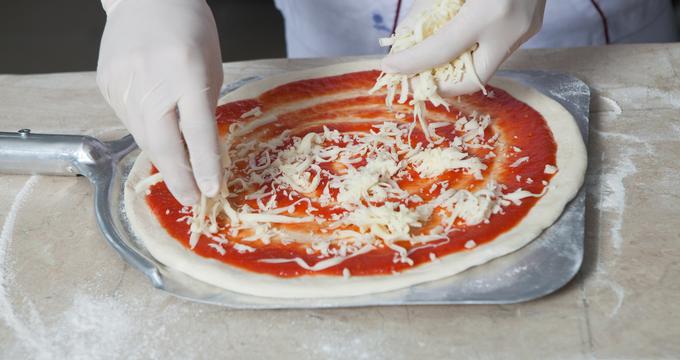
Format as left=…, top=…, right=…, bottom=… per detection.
left=124, top=60, right=587, bottom=298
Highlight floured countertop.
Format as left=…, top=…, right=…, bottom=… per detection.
left=1, top=43, right=679, bottom=359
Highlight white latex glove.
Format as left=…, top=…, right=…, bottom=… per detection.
left=382, top=0, right=546, bottom=96
left=97, top=0, right=223, bottom=206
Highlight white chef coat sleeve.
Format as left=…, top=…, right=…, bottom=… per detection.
left=273, top=0, right=413, bottom=58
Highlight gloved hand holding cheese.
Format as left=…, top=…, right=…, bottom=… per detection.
left=373, top=0, right=546, bottom=138
left=97, top=0, right=224, bottom=206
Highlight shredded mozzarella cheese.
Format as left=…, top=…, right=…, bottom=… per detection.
left=369, top=0, right=486, bottom=140
left=509, top=156, right=530, bottom=168
left=141, top=93, right=550, bottom=272
left=240, top=106, right=263, bottom=119
left=544, top=164, right=558, bottom=174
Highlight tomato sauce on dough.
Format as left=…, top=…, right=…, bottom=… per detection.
left=145, top=70, right=557, bottom=277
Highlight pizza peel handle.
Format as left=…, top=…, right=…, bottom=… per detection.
left=0, top=129, right=163, bottom=285
left=0, top=129, right=111, bottom=177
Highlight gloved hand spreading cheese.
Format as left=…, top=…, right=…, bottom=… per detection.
left=372, top=0, right=546, bottom=139
left=97, top=0, right=223, bottom=206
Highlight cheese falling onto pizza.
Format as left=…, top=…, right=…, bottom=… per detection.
left=369, top=0, right=486, bottom=140
left=138, top=110, right=548, bottom=270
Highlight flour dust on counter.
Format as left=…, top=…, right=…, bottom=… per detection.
left=0, top=176, right=196, bottom=359
left=1, top=186, right=194, bottom=358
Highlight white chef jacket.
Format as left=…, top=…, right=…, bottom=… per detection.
left=273, top=0, right=678, bottom=58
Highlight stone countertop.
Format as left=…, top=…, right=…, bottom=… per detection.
left=1, top=43, right=679, bottom=359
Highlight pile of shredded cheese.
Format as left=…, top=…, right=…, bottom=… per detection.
left=138, top=107, right=550, bottom=271
left=369, top=0, right=486, bottom=141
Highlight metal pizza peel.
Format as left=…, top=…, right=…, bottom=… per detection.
left=0, top=70, right=589, bottom=308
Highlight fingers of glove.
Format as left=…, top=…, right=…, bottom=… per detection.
left=144, top=109, right=200, bottom=206
left=178, top=88, right=222, bottom=197
left=437, top=43, right=506, bottom=97
left=381, top=6, right=480, bottom=75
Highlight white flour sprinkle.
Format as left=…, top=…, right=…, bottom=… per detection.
left=0, top=176, right=42, bottom=357
left=584, top=267, right=626, bottom=318
left=593, top=96, right=622, bottom=115
left=0, top=176, right=190, bottom=359
left=590, top=130, right=652, bottom=252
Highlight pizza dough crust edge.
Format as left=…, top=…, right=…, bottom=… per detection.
left=124, top=60, right=587, bottom=298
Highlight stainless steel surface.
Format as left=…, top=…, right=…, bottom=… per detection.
left=0, top=70, right=589, bottom=308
